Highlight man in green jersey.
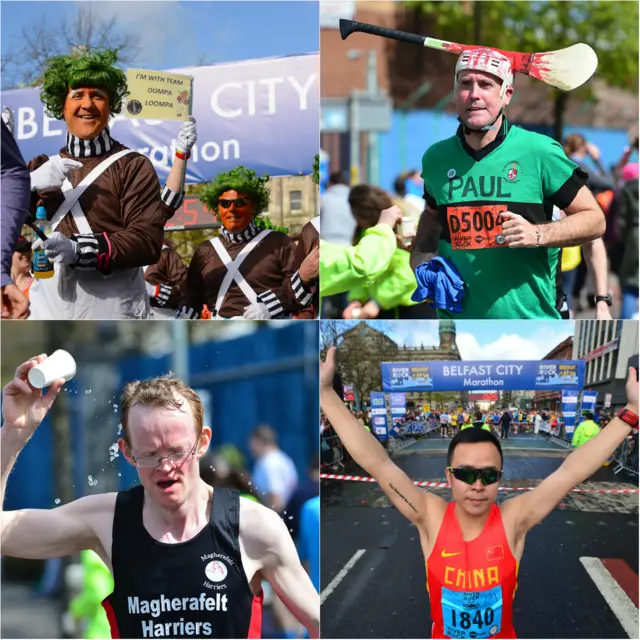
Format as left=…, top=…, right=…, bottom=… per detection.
left=411, top=49, right=606, bottom=319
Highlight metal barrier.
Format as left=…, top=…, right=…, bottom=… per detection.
left=321, top=434, right=344, bottom=471
left=613, top=437, right=639, bottom=479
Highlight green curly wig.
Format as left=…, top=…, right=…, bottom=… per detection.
left=200, top=166, right=270, bottom=214
left=40, top=48, right=128, bottom=120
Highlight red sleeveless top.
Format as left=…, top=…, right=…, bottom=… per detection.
left=426, top=503, right=518, bottom=639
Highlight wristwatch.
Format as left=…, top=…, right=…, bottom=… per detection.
left=594, top=294, right=613, bottom=307
left=617, top=407, right=639, bottom=431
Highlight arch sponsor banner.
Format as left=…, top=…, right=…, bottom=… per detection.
left=381, top=361, right=585, bottom=392
left=3, top=53, right=319, bottom=183
left=390, top=392, right=406, bottom=425
left=580, top=390, right=598, bottom=418
left=561, top=390, right=579, bottom=434
left=370, top=392, right=388, bottom=440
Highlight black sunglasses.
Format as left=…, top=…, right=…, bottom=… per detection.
left=218, top=197, right=251, bottom=209
left=447, top=467, right=503, bottom=486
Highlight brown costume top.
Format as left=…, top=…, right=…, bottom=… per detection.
left=180, top=221, right=297, bottom=318
left=280, top=217, right=319, bottom=318
left=144, top=244, right=189, bottom=310
left=28, top=130, right=170, bottom=272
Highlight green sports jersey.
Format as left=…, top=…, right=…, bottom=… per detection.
left=421, top=119, right=587, bottom=319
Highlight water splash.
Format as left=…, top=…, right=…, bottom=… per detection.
left=116, top=424, right=122, bottom=435
left=54, top=498, right=61, bottom=505
left=108, top=443, right=119, bottom=462
left=88, top=475, right=98, bottom=486
left=117, top=473, right=121, bottom=477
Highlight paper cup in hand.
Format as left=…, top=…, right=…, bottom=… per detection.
left=28, top=350, right=76, bottom=388
left=400, top=217, right=416, bottom=238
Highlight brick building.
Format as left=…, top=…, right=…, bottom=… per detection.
left=533, top=336, right=574, bottom=412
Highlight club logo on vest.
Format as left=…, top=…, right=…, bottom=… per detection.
left=201, top=552, right=235, bottom=591
left=447, top=168, right=457, bottom=179
left=503, top=160, right=522, bottom=183
left=205, top=560, right=228, bottom=583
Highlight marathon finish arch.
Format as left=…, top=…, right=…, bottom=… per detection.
left=381, top=360, right=585, bottom=393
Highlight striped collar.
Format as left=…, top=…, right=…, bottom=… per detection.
left=221, top=221, right=260, bottom=243
left=66, top=128, right=113, bottom=157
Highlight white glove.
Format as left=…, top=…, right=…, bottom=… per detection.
left=145, top=282, right=172, bottom=306
left=40, top=231, right=79, bottom=264
left=243, top=302, right=272, bottom=320
left=176, top=116, right=197, bottom=155
left=30, top=156, right=83, bottom=191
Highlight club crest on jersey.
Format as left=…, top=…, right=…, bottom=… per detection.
left=503, top=160, right=522, bottom=183
left=448, top=168, right=457, bottom=179
left=205, top=560, right=228, bottom=583
left=201, top=552, right=234, bottom=590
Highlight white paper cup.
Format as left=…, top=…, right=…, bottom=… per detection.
left=28, top=350, right=76, bottom=388
left=400, top=217, right=417, bottom=238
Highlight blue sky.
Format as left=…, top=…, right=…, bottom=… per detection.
left=324, top=320, right=575, bottom=361
left=1, top=1, right=318, bottom=88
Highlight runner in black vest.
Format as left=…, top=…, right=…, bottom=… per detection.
left=1, top=354, right=320, bottom=639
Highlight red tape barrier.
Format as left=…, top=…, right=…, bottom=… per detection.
left=320, top=473, right=640, bottom=493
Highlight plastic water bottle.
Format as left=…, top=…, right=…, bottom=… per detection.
left=32, top=206, right=54, bottom=279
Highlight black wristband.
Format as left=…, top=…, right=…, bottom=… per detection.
left=594, top=295, right=613, bottom=307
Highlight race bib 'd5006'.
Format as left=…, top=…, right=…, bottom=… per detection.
left=446, top=205, right=508, bottom=250
left=441, top=585, right=503, bottom=639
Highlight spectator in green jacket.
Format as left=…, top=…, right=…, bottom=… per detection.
left=461, top=411, right=492, bottom=433
left=571, top=411, right=601, bottom=448
left=342, top=185, right=431, bottom=320
left=67, top=550, right=114, bottom=638
left=319, top=205, right=403, bottom=298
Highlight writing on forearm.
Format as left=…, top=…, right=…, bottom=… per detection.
left=389, top=482, right=418, bottom=513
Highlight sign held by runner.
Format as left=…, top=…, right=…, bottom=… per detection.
left=125, top=69, right=193, bottom=120
left=339, top=19, right=598, bottom=92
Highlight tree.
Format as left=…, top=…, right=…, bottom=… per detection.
left=335, top=321, right=399, bottom=405
left=1, top=4, right=142, bottom=89
left=398, top=1, right=639, bottom=140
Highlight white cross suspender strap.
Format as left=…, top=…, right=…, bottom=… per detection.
left=210, top=230, right=272, bottom=315
left=49, top=149, right=134, bottom=233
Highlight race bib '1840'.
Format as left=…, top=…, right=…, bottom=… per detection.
left=446, top=205, right=508, bottom=250
left=441, top=585, right=503, bottom=639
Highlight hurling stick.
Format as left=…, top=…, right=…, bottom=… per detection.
left=339, top=19, right=598, bottom=92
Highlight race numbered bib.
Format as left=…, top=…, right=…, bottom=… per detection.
left=446, top=205, right=508, bottom=250
left=441, top=585, right=502, bottom=639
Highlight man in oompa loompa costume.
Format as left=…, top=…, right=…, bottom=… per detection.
left=27, top=48, right=195, bottom=319
left=179, top=166, right=316, bottom=319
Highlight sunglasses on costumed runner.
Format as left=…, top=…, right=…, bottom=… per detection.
left=446, top=467, right=503, bottom=486
left=218, top=197, right=251, bottom=209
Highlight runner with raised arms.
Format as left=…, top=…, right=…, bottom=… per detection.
left=320, top=347, right=638, bottom=639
